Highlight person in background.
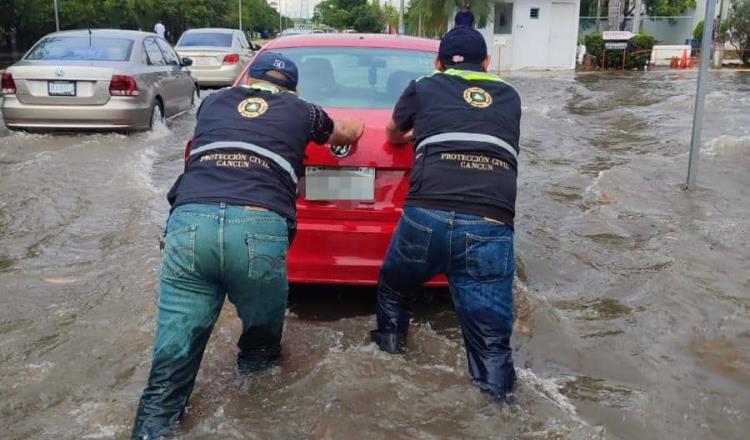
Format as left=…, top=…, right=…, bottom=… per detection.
left=154, top=20, right=166, bottom=38
left=131, top=52, right=364, bottom=439
left=370, top=26, right=522, bottom=403
left=454, top=4, right=475, bottom=28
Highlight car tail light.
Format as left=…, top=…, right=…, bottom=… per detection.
left=222, top=53, right=240, bottom=65
left=109, top=74, right=139, bottom=96
left=1, top=72, right=16, bottom=94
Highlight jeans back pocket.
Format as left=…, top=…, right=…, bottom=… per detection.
left=158, top=224, right=197, bottom=279
left=393, top=213, right=433, bottom=263
left=247, top=232, right=288, bottom=282
left=465, top=232, right=513, bottom=282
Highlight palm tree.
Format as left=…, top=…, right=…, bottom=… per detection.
left=406, top=0, right=495, bottom=37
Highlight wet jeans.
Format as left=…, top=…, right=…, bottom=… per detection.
left=132, top=203, right=289, bottom=439
left=372, top=206, right=516, bottom=399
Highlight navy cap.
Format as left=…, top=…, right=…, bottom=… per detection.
left=439, top=26, right=487, bottom=67
left=249, top=51, right=299, bottom=91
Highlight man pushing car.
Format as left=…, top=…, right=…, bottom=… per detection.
left=131, top=51, right=364, bottom=439
left=371, top=26, right=522, bottom=402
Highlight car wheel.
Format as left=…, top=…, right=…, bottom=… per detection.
left=149, top=100, right=164, bottom=130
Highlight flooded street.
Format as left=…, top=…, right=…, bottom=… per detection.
left=1, top=71, right=749, bottom=439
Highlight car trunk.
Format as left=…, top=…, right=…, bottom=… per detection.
left=176, top=47, right=232, bottom=69
left=298, top=107, right=413, bottom=222
left=10, top=62, right=117, bottom=106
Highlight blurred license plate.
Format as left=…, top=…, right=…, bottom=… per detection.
left=304, top=167, right=375, bottom=201
left=193, top=57, right=214, bottom=66
left=48, top=81, right=76, bottom=96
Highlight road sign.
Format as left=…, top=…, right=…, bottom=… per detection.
left=603, top=31, right=634, bottom=41
left=605, top=42, right=628, bottom=50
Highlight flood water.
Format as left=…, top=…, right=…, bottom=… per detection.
left=1, top=71, right=749, bottom=439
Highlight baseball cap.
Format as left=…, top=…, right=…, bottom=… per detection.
left=438, top=26, right=487, bottom=67
left=249, top=51, right=299, bottom=91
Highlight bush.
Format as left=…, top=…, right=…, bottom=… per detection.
left=693, top=20, right=704, bottom=42
left=584, top=33, right=604, bottom=60
left=583, top=33, right=656, bottom=70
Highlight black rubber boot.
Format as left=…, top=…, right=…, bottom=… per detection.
left=370, top=330, right=407, bottom=354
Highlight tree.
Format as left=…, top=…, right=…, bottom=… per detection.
left=721, top=0, right=750, bottom=67
left=405, top=0, right=495, bottom=37
left=314, top=0, right=387, bottom=32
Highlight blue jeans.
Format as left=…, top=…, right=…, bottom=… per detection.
left=132, top=203, right=290, bottom=439
left=372, top=206, right=516, bottom=398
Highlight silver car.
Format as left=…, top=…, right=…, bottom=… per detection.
left=175, top=28, right=257, bottom=87
left=1, top=29, right=198, bottom=131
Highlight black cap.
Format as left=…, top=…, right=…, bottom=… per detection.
left=438, top=26, right=487, bottom=67
left=249, top=51, right=299, bottom=91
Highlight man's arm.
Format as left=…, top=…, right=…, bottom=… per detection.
left=386, top=120, right=412, bottom=145
left=388, top=80, right=418, bottom=145
left=328, top=119, right=365, bottom=146
left=307, top=103, right=364, bottom=146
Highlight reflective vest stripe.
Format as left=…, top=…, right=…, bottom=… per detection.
left=441, top=69, right=508, bottom=83
left=189, top=141, right=298, bottom=184
left=416, top=132, right=518, bottom=160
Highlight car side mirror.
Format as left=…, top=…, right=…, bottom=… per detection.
left=251, top=43, right=262, bottom=51
left=181, top=57, right=193, bottom=67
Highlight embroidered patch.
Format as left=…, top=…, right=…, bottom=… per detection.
left=463, top=87, right=492, bottom=108
left=237, top=97, right=269, bottom=118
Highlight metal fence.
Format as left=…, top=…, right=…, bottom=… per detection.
left=579, top=16, right=698, bottom=45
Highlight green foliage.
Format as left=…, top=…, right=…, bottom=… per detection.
left=0, top=0, right=285, bottom=51
left=314, top=0, right=388, bottom=32
left=405, top=0, right=494, bottom=37
left=720, top=0, right=750, bottom=67
left=693, top=20, right=704, bottom=42
left=584, top=32, right=655, bottom=70
left=643, top=0, right=697, bottom=16
left=584, top=33, right=603, bottom=60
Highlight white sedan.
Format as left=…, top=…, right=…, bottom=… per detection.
left=176, top=28, right=258, bottom=87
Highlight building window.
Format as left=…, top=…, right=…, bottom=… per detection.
left=494, top=3, right=514, bottom=34
left=530, top=8, right=540, bottom=19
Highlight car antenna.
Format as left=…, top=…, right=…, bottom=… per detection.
left=88, top=28, right=92, bottom=46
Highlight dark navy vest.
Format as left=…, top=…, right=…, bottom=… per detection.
left=167, top=84, right=311, bottom=220
left=407, top=69, right=521, bottom=228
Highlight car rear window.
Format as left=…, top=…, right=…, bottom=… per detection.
left=252, top=47, right=436, bottom=109
left=178, top=33, right=233, bottom=48
left=25, top=37, right=134, bottom=61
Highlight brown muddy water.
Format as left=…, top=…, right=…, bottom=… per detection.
left=1, top=71, right=749, bottom=440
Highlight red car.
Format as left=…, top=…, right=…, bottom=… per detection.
left=231, top=33, right=444, bottom=286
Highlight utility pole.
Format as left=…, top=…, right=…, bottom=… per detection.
left=595, top=0, right=602, bottom=32
left=53, top=0, right=60, bottom=31
left=418, top=8, right=423, bottom=37
left=239, top=0, right=243, bottom=30
left=398, top=0, right=404, bottom=34
left=686, top=0, right=717, bottom=190
left=631, top=0, right=642, bottom=33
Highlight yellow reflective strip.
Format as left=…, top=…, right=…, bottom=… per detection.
left=241, top=83, right=281, bottom=94
left=441, top=69, right=507, bottom=83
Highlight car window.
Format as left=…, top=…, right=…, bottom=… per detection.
left=257, top=47, right=436, bottom=109
left=143, top=38, right=166, bottom=65
left=177, top=32, right=233, bottom=48
left=156, top=38, right=180, bottom=65
left=25, top=36, right=134, bottom=61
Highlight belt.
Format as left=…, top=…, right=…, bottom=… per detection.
left=244, top=205, right=268, bottom=212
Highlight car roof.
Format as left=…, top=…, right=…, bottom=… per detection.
left=264, top=33, right=439, bottom=52
left=182, top=28, right=238, bottom=34
left=43, top=29, right=155, bottom=40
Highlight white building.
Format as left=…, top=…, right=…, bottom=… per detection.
left=475, top=0, right=581, bottom=70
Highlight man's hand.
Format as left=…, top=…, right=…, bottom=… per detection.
left=386, top=119, right=412, bottom=145
left=328, top=119, right=365, bottom=146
